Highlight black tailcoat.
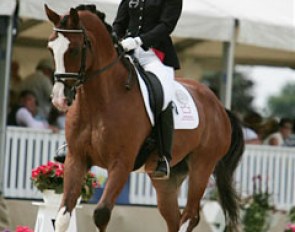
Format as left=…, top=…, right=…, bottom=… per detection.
left=113, top=0, right=182, bottom=69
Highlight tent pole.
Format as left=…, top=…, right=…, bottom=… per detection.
left=221, top=21, right=237, bottom=109
left=0, top=15, right=13, bottom=193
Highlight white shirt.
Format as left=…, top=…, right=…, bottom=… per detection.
left=16, top=107, right=49, bottom=129
left=242, top=127, right=258, bottom=141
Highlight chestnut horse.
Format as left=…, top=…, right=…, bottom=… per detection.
left=45, top=4, right=244, bottom=232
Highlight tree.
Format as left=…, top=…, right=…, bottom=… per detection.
left=268, top=83, right=295, bottom=118
left=202, top=71, right=255, bottom=114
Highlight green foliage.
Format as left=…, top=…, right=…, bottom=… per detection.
left=243, top=193, right=271, bottom=232
left=289, top=207, right=295, bottom=223
left=242, top=176, right=272, bottom=232
left=268, top=83, right=295, bottom=118
left=81, top=171, right=98, bottom=201
left=202, top=71, right=255, bottom=114
left=285, top=207, right=295, bottom=231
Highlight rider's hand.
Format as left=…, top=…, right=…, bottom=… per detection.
left=120, top=37, right=142, bottom=52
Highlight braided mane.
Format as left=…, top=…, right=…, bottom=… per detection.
left=75, top=4, right=113, bottom=33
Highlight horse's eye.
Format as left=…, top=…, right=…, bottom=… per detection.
left=68, top=47, right=80, bottom=57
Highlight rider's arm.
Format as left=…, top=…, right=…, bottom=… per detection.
left=113, top=0, right=129, bottom=39
left=139, top=0, right=182, bottom=48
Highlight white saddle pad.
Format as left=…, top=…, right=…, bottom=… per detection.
left=136, top=69, right=199, bottom=130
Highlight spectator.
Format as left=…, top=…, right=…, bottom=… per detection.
left=263, top=118, right=293, bottom=146
left=7, top=90, right=58, bottom=132
left=285, top=119, right=295, bottom=146
left=20, top=58, right=54, bottom=120
left=10, top=60, right=22, bottom=94
left=242, top=126, right=260, bottom=144
left=241, top=111, right=263, bottom=144
left=259, top=117, right=279, bottom=141
left=8, top=60, right=23, bottom=112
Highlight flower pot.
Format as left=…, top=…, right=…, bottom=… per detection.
left=42, top=190, right=82, bottom=206
left=42, top=189, right=63, bottom=205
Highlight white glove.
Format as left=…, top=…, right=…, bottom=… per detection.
left=120, top=37, right=142, bottom=51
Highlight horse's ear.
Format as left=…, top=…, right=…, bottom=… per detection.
left=44, top=4, right=60, bottom=26
left=69, top=8, right=80, bottom=28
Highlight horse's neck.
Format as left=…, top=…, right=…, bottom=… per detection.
left=76, top=58, right=131, bottom=114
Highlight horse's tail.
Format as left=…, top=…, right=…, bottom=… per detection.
left=214, top=110, right=245, bottom=231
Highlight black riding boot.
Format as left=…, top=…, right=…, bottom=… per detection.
left=151, top=102, right=174, bottom=180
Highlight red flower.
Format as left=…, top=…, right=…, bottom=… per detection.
left=55, top=169, right=64, bottom=177
left=31, top=170, right=39, bottom=178
left=31, top=161, right=98, bottom=200
left=286, top=224, right=295, bottom=232
left=15, top=226, right=34, bottom=232
left=47, top=161, right=55, bottom=167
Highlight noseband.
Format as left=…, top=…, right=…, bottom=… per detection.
left=53, top=27, right=89, bottom=83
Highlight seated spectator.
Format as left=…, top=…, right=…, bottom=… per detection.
left=242, top=126, right=260, bottom=144
left=263, top=118, right=293, bottom=146
left=8, top=60, right=23, bottom=113
left=241, top=111, right=263, bottom=144
left=285, top=119, right=295, bottom=146
left=20, top=58, right=54, bottom=120
left=259, top=117, right=279, bottom=141
left=7, top=90, right=58, bottom=132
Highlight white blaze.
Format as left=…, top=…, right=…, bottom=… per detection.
left=48, top=33, right=70, bottom=111
left=48, top=33, right=69, bottom=73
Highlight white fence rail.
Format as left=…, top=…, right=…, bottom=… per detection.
left=3, top=127, right=295, bottom=210
left=4, top=127, right=66, bottom=198
left=235, top=145, right=295, bottom=210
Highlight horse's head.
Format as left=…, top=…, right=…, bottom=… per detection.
left=45, top=4, right=114, bottom=112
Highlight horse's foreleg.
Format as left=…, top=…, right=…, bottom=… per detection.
left=151, top=174, right=183, bottom=232
left=55, top=155, right=87, bottom=232
left=93, top=162, right=130, bottom=232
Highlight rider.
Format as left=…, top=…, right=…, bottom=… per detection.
left=113, top=0, right=182, bottom=179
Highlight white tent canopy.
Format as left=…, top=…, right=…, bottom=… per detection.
left=0, top=1, right=16, bottom=16
left=12, top=0, right=295, bottom=52
left=16, top=0, right=234, bottom=42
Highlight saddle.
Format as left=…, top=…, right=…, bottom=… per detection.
left=131, top=59, right=165, bottom=170
left=134, top=60, right=164, bottom=120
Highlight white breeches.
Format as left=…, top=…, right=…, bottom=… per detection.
left=134, top=47, right=174, bottom=110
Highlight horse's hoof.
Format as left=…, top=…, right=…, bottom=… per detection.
left=93, top=205, right=111, bottom=228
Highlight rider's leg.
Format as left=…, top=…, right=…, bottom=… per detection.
left=152, top=101, right=174, bottom=179
left=135, top=47, right=175, bottom=179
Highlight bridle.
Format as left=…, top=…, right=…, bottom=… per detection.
left=52, top=26, right=125, bottom=104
